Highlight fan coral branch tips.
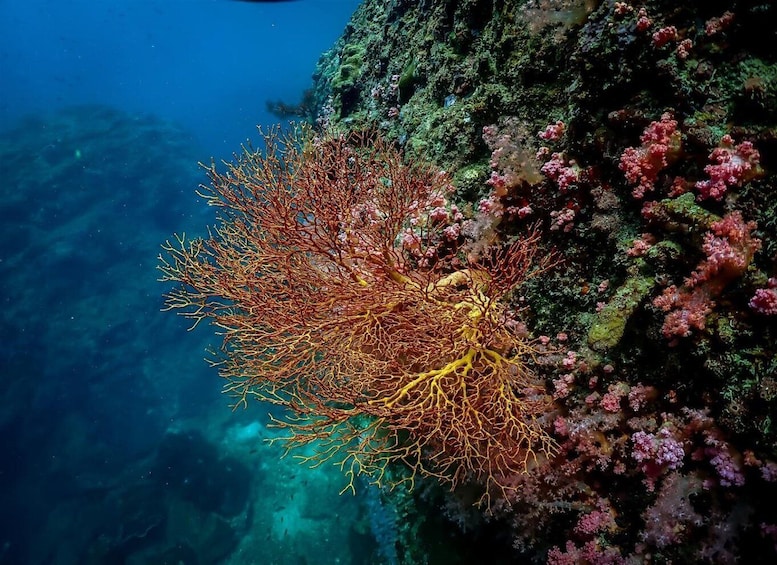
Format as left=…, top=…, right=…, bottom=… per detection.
left=159, top=125, right=558, bottom=499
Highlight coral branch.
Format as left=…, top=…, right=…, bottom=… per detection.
left=159, top=125, right=558, bottom=500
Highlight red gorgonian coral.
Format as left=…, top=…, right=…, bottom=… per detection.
left=159, top=125, right=559, bottom=502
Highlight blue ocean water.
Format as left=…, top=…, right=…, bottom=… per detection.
left=0, top=2, right=394, bottom=564
left=0, top=0, right=356, bottom=153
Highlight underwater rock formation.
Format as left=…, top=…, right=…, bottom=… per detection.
left=299, top=1, right=777, bottom=562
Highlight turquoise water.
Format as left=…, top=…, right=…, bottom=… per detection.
left=0, top=2, right=386, bottom=564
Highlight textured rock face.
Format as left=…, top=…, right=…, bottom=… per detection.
left=306, top=1, right=777, bottom=562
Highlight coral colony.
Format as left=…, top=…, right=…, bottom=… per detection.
left=163, top=1, right=777, bottom=562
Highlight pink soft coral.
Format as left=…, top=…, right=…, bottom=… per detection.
left=653, top=212, right=760, bottom=341
left=750, top=279, right=777, bottom=315
left=619, top=113, right=682, bottom=198
left=695, top=135, right=762, bottom=200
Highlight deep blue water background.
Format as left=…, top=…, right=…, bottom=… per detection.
left=0, top=2, right=385, bottom=564
left=0, top=0, right=355, bottom=153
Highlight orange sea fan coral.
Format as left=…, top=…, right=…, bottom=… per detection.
left=159, top=125, right=558, bottom=501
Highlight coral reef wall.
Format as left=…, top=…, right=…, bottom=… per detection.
left=307, top=0, right=777, bottom=562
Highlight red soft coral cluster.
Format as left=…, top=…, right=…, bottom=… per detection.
left=695, top=135, right=762, bottom=201
left=619, top=113, right=682, bottom=198
left=750, top=279, right=777, bottom=315
left=653, top=211, right=761, bottom=342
